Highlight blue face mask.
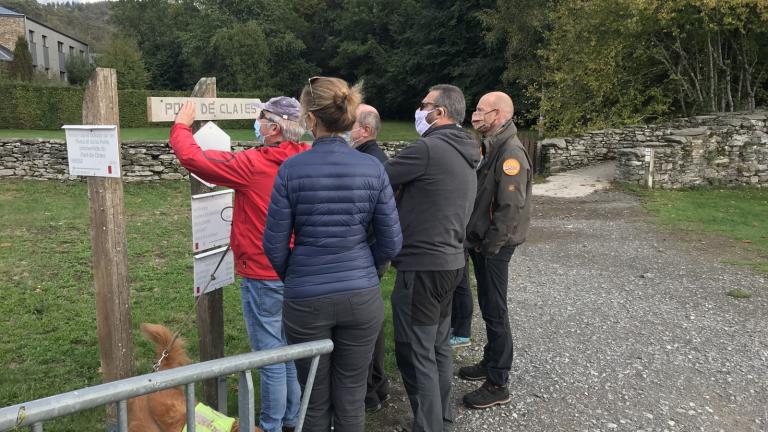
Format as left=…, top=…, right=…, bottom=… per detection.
left=253, top=120, right=265, bottom=144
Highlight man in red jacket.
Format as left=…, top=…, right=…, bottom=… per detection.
left=170, top=97, right=309, bottom=432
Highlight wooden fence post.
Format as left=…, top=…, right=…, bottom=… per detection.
left=189, top=77, right=225, bottom=407
left=83, top=68, right=134, bottom=431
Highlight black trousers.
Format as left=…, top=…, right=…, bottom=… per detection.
left=364, top=325, right=388, bottom=407
left=392, top=269, right=463, bottom=432
left=470, top=246, right=515, bottom=386
left=451, top=252, right=472, bottom=338
left=284, top=288, right=383, bottom=432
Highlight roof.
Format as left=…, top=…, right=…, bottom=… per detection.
left=0, top=6, right=23, bottom=16
left=0, top=44, right=13, bottom=61
left=24, top=15, right=89, bottom=46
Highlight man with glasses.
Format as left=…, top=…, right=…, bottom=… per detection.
left=171, top=97, right=309, bottom=432
left=459, top=91, right=532, bottom=410
left=384, top=84, right=481, bottom=432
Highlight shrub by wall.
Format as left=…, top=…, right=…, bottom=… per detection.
left=0, top=83, right=272, bottom=129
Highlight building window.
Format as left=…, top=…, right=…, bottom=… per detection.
left=28, top=30, right=34, bottom=42
left=69, top=46, right=74, bottom=56
left=60, top=71, right=66, bottom=81
left=80, top=50, right=85, bottom=58
left=42, top=35, right=47, bottom=47
left=58, top=42, right=64, bottom=52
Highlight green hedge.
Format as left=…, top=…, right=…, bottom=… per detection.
left=0, top=84, right=273, bottom=129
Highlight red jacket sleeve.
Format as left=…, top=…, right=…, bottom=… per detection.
left=169, top=123, right=262, bottom=189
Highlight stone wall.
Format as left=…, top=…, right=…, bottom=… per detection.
left=540, top=112, right=768, bottom=188
left=0, top=138, right=412, bottom=182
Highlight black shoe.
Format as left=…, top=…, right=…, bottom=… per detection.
left=458, top=362, right=488, bottom=381
left=365, top=393, right=390, bottom=414
left=282, top=427, right=295, bottom=432
left=463, top=380, right=511, bottom=409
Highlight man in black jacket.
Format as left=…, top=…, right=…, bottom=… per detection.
left=459, top=91, right=532, bottom=409
left=350, top=103, right=391, bottom=414
left=385, top=84, right=481, bottom=432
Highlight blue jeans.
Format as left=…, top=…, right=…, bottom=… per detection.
left=241, top=278, right=301, bottom=432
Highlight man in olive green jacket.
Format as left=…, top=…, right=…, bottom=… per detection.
left=458, top=91, right=532, bottom=410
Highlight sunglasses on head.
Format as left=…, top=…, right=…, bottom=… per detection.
left=307, top=76, right=321, bottom=109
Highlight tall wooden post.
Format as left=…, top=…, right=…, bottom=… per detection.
left=190, top=77, right=225, bottom=407
left=83, top=68, right=133, bottom=431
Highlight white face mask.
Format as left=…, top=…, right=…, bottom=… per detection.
left=414, top=109, right=436, bottom=136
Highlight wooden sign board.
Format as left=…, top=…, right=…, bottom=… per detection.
left=191, top=189, right=233, bottom=252
left=193, top=246, right=234, bottom=296
left=62, top=125, right=121, bottom=178
left=147, top=97, right=262, bottom=122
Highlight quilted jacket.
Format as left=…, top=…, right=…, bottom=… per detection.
left=263, top=136, right=402, bottom=299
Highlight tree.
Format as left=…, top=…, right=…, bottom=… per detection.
left=7, top=36, right=34, bottom=82
left=65, top=54, right=94, bottom=86
left=201, top=21, right=270, bottom=92
left=98, top=36, right=149, bottom=90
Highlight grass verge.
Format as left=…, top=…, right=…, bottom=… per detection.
left=621, top=183, right=768, bottom=274
left=0, top=179, right=396, bottom=430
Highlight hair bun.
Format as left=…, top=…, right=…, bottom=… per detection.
left=335, top=89, right=349, bottom=107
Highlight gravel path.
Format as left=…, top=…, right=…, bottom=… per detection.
left=376, top=190, right=768, bottom=432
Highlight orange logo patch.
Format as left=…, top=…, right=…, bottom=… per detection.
left=502, top=158, right=521, bottom=176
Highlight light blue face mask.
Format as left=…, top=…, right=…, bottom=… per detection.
left=341, top=131, right=352, bottom=145
left=253, top=120, right=265, bottom=144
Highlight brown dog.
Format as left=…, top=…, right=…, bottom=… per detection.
left=128, top=323, right=240, bottom=432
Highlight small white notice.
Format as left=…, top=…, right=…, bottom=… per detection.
left=191, top=189, right=233, bottom=252
left=189, top=122, right=232, bottom=188
left=193, top=246, right=234, bottom=296
left=62, top=125, right=120, bottom=178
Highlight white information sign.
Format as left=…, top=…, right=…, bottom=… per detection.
left=193, top=246, right=234, bottom=296
left=147, top=97, right=262, bottom=122
left=191, top=189, right=233, bottom=252
left=62, top=125, right=121, bottom=178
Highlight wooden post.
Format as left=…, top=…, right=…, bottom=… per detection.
left=190, top=77, right=225, bottom=407
left=83, top=68, right=133, bottom=432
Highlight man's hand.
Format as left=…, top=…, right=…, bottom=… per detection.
left=174, top=101, right=196, bottom=127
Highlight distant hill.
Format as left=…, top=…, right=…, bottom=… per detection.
left=0, top=0, right=115, bottom=53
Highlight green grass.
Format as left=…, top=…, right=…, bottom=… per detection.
left=624, top=185, right=768, bottom=273
left=0, top=121, right=419, bottom=143
left=0, top=180, right=397, bottom=430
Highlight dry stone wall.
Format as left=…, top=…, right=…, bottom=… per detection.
left=540, top=112, right=768, bottom=188
left=0, top=139, right=411, bottom=182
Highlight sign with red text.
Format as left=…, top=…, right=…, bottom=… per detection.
left=191, top=189, right=233, bottom=252
left=193, top=246, right=234, bottom=296
left=62, top=125, right=121, bottom=178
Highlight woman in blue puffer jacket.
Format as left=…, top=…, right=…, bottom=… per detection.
left=263, top=76, right=402, bottom=432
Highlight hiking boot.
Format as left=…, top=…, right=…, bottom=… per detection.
left=449, top=336, right=471, bottom=348
left=463, top=380, right=511, bottom=409
left=458, top=362, right=487, bottom=381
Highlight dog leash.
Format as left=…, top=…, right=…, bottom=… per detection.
left=153, top=243, right=231, bottom=372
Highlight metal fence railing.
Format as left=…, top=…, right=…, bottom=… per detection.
left=0, top=339, right=333, bottom=432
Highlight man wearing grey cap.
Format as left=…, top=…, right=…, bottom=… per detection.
left=171, top=96, right=309, bottom=432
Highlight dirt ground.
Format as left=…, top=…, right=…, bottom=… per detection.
left=369, top=190, right=767, bottom=432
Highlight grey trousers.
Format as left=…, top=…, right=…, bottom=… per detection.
left=392, top=269, right=463, bottom=432
left=284, top=287, right=383, bottom=432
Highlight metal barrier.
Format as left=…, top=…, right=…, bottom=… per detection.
left=0, top=339, right=333, bottom=432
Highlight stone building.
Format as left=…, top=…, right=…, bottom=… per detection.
left=0, top=6, right=90, bottom=82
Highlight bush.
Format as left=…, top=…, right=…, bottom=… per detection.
left=66, top=55, right=95, bottom=86
left=0, top=83, right=273, bottom=129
